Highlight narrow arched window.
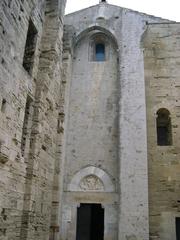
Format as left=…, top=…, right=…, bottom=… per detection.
left=95, top=43, right=105, bottom=61
left=156, top=108, right=172, bottom=146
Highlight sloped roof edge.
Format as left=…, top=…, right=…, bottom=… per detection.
left=65, top=3, right=174, bottom=22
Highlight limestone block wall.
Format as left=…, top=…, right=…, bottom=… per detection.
left=0, top=0, right=66, bottom=240
left=144, top=23, right=180, bottom=240
left=49, top=24, right=75, bottom=240
left=0, top=1, right=45, bottom=239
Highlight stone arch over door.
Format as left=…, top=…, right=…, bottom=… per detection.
left=68, top=166, right=115, bottom=192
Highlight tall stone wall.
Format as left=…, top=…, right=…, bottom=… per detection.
left=63, top=4, right=165, bottom=240
left=0, top=0, right=66, bottom=239
left=144, top=23, right=180, bottom=240
left=61, top=25, right=119, bottom=240
left=64, top=31, right=119, bottom=191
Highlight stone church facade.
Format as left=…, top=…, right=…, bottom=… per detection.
left=0, top=0, right=180, bottom=240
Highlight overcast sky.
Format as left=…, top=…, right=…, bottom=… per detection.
left=65, top=0, right=180, bottom=21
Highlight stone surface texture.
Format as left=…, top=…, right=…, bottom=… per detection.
left=143, top=23, right=180, bottom=240
left=62, top=4, right=170, bottom=240
left=0, top=0, right=66, bottom=240
left=0, top=1, right=180, bottom=240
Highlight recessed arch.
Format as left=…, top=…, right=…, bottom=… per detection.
left=68, top=166, right=115, bottom=192
left=73, top=26, right=119, bottom=64
left=74, top=26, right=119, bottom=50
left=89, top=32, right=109, bottom=61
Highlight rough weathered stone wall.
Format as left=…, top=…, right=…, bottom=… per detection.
left=144, top=23, right=180, bottom=240
left=0, top=0, right=66, bottom=239
left=0, top=1, right=45, bottom=239
left=49, top=23, right=75, bottom=240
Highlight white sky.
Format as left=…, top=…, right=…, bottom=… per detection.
left=65, top=0, right=180, bottom=22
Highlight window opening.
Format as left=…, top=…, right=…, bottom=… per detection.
left=95, top=43, right=105, bottom=61
left=21, top=96, right=33, bottom=157
left=156, top=108, right=172, bottom=146
left=23, top=19, right=37, bottom=74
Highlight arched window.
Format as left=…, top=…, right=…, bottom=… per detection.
left=95, top=43, right=105, bottom=61
left=156, top=108, right=172, bottom=146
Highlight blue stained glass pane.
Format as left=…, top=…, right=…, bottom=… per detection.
left=96, top=43, right=105, bottom=61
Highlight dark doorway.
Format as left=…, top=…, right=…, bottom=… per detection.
left=176, top=217, right=180, bottom=240
left=76, top=203, right=104, bottom=240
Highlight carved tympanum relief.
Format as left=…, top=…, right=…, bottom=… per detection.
left=79, top=174, right=104, bottom=191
